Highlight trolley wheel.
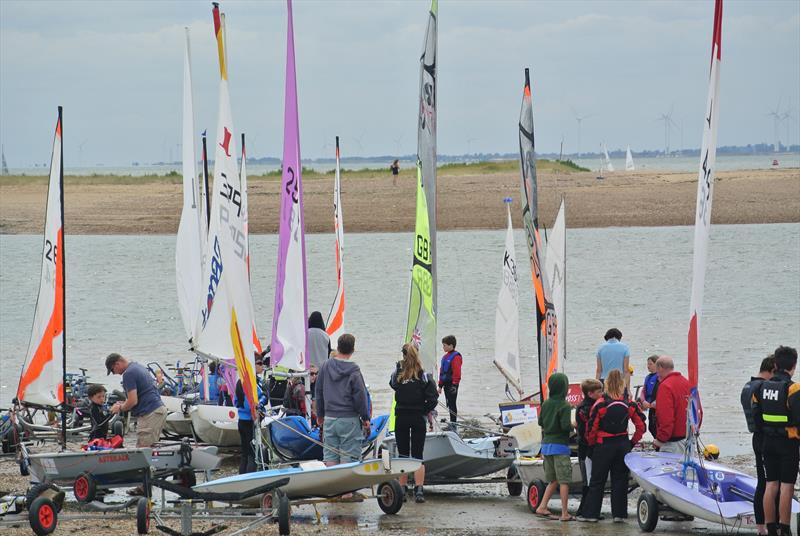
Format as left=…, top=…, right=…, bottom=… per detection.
left=28, top=496, right=58, bottom=535
left=136, top=497, right=150, bottom=534
left=506, top=465, right=523, bottom=496
left=73, top=471, right=96, bottom=503
left=526, top=479, right=547, bottom=513
left=277, top=492, right=290, bottom=536
left=173, top=468, right=196, bottom=488
left=637, top=491, right=659, bottom=532
left=25, top=483, right=64, bottom=512
left=112, top=419, right=124, bottom=437
left=261, top=492, right=273, bottom=513
left=19, top=456, right=30, bottom=476
left=376, top=480, right=404, bottom=515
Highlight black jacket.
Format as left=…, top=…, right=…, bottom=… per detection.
left=390, top=365, right=438, bottom=417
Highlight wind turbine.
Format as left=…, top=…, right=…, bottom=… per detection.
left=656, top=106, right=678, bottom=156
left=781, top=109, right=793, bottom=150
left=571, top=106, right=595, bottom=158
left=466, top=137, right=478, bottom=156
left=766, top=98, right=783, bottom=153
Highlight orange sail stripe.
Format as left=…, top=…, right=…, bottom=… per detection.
left=17, top=229, right=64, bottom=402
left=252, top=325, right=262, bottom=354
left=231, top=308, right=258, bottom=420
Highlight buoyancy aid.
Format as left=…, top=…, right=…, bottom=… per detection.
left=439, top=351, right=460, bottom=384
left=756, top=372, right=798, bottom=438
left=741, top=376, right=765, bottom=434
left=587, top=394, right=645, bottom=446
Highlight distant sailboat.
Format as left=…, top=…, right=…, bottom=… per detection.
left=625, top=145, right=635, bottom=171
left=326, top=136, right=345, bottom=342
left=602, top=143, right=614, bottom=172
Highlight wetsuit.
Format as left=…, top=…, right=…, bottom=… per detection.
left=741, top=375, right=769, bottom=526
left=752, top=371, right=800, bottom=485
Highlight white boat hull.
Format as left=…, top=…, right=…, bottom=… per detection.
left=162, top=396, right=194, bottom=437
left=189, top=405, right=240, bottom=446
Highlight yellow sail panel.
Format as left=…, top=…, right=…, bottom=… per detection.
left=230, top=307, right=258, bottom=420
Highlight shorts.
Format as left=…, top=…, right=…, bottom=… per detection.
left=543, top=454, right=572, bottom=485
left=136, top=406, right=167, bottom=447
left=762, top=436, right=800, bottom=485
left=323, top=416, right=363, bottom=464
left=394, top=413, right=426, bottom=459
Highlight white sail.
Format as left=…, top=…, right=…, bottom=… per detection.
left=603, top=143, right=614, bottom=172
left=625, top=145, right=635, bottom=171
left=18, top=108, right=64, bottom=407
left=176, top=28, right=206, bottom=344
left=194, top=6, right=254, bottom=377
left=688, top=0, right=723, bottom=391
left=544, top=198, right=566, bottom=368
left=493, top=201, right=521, bottom=395
left=326, top=136, right=345, bottom=342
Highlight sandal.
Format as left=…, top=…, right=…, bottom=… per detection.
left=560, top=515, right=576, bottom=522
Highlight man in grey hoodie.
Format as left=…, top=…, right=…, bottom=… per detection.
left=315, top=333, right=371, bottom=466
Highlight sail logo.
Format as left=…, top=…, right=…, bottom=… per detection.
left=201, top=236, right=223, bottom=327
left=762, top=388, right=780, bottom=401
left=219, top=127, right=232, bottom=157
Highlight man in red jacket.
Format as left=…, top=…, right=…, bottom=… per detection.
left=653, top=356, right=690, bottom=453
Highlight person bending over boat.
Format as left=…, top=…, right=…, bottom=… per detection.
left=575, top=378, right=603, bottom=519
left=652, top=355, right=690, bottom=453
left=106, top=353, right=167, bottom=448
left=752, top=345, right=799, bottom=536
left=581, top=370, right=646, bottom=523
left=315, top=334, right=371, bottom=466
left=741, top=355, right=777, bottom=536
left=595, top=328, right=630, bottom=387
left=534, top=372, right=574, bottom=522
left=438, top=335, right=462, bottom=424
left=235, top=373, right=268, bottom=474
left=390, top=344, right=438, bottom=503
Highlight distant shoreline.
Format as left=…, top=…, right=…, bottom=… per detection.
left=1, top=166, right=798, bottom=235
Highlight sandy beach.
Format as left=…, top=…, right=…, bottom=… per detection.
left=1, top=166, right=798, bottom=235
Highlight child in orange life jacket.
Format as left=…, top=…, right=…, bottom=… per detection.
left=580, top=369, right=646, bottom=523
left=575, top=379, right=603, bottom=519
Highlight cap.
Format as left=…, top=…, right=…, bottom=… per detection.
left=105, top=353, right=123, bottom=375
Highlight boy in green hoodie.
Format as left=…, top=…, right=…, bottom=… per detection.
left=534, top=372, right=574, bottom=521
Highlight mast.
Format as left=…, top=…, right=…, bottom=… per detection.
left=688, top=0, right=723, bottom=395
left=202, top=132, right=210, bottom=227
left=58, top=106, right=66, bottom=450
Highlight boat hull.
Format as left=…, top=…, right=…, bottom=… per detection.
left=193, top=458, right=421, bottom=506
left=626, top=451, right=800, bottom=525
left=189, top=405, right=239, bottom=446
left=161, top=396, right=194, bottom=437
left=383, top=431, right=515, bottom=482
left=28, top=448, right=152, bottom=486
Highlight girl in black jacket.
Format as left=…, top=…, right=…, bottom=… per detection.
left=390, top=343, right=438, bottom=503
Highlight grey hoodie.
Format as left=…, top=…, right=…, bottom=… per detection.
left=315, top=357, right=370, bottom=421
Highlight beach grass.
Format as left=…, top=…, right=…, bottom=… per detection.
left=0, top=158, right=588, bottom=186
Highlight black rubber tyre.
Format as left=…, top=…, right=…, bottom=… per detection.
left=172, top=468, right=196, bottom=488
left=526, top=479, right=547, bottom=513
left=136, top=497, right=150, bottom=534
left=112, top=419, right=124, bottom=437
left=506, top=465, right=523, bottom=496
left=28, top=497, right=58, bottom=535
left=26, top=483, right=63, bottom=512
left=19, top=456, right=30, bottom=476
left=376, top=480, right=404, bottom=515
left=277, top=493, right=290, bottom=536
left=637, top=491, right=659, bottom=532
left=73, top=471, right=96, bottom=503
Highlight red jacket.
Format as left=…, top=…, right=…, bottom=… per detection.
left=654, top=371, right=690, bottom=443
left=438, top=351, right=462, bottom=386
left=586, top=395, right=646, bottom=446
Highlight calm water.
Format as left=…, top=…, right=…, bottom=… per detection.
left=1, top=224, right=798, bottom=455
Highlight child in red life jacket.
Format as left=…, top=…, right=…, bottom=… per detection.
left=580, top=369, right=645, bottom=523
left=575, top=378, right=603, bottom=519
left=437, top=335, right=462, bottom=423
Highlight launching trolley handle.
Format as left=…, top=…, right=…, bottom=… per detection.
left=151, top=477, right=290, bottom=502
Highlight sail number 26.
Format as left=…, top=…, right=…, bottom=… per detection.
left=44, top=239, right=57, bottom=265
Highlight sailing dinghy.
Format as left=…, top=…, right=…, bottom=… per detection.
left=625, top=145, right=636, bottom=171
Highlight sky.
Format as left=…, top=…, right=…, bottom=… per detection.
left=1, top=0, right=799, bottom=167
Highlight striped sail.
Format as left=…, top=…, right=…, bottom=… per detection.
left=326, top=136, right=345, bottom=341
left=194, top=3, right=257, bottom=417
left=405, top=0, right=438, bottom=376
left=625, top=145, right=635, bottom=171
left=271, top=0, right=308, bottom=372
left=176, top=28, right=206, bottom=344
left=18, top=107, right=65, bottom=407
left=518, top=68, right=558, bottom=401
left=688, top=0, right=723, bottom=391
left=544, top=198, right=566, bottom=367
left=493, top=200, right=521, bottom=395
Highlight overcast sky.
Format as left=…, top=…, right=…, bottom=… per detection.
left=1, top=0, right=798, bottom=166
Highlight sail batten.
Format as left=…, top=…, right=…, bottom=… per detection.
left=326, top=136, right=345, bottom=341
left=518, top=68, right=558, bottom=402
left=688, top=0, right=723, bottom=392
left=271, top=0, right=309, bottom=372
left=17, top=107, right=65, bottom=408
left=404, top=0, right=438, bottom=376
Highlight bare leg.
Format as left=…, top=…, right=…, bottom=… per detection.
left=414, top=464, right=426, bottom=486
left=764, top=482, right=779, bottom=525
left=560, top=483, right=570, bottom=519
left=778, top=483, right=793, bottom=525
left=535, top=481, right=558, bottom=516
